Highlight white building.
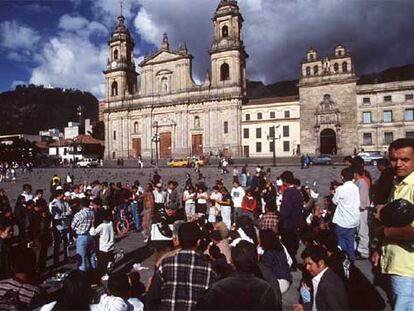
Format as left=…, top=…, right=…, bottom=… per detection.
left=241, top=96, right=300, bottom=157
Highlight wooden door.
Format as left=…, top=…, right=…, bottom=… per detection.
left=132, top=138, right=141, bottom=158
left=192, top=134, right=203, bottom=156
left=160, top=132, right=172, bottom=158
left=243, top=145, right=249, bottom=158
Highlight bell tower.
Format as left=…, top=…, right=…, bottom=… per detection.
left=210, top=0, right=248, bottom=92
left=104, top=11, right=138, bottom=100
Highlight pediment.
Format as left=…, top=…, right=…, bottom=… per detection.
left=140, top=50, right=187, bottom=66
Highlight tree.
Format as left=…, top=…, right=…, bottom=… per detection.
left=89, top=121, right=105, bottom=140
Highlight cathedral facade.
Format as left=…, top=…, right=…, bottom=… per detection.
left=102, top=0, right=414, bottom=160
left=103, top=0, right=247, bottom=161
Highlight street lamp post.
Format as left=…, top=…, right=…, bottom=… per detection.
left=152, top=121, right=160, bottom=167
left=267, top=125, right=280, bottom=167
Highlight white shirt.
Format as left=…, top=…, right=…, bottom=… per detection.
left=210, top=191, right=222, bottom=208
left=332, top=181, right=360, bottom=228
left=231, top=186, right=245, bottom=207
left=153, top=190, right=165, bottom=203
left=183, top=190, right=195, bottom=206
left=90, top=294, right=144, bottom=311
left=312, top=267, right=329, bottom=311
left=21, top=192, right=33, bottom=202
left=90, top=221, right=115, bottom=252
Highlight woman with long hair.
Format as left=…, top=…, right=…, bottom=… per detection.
left=259, top=229, right=292, bottom=294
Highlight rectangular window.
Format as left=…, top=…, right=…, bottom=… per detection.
left=243, top=128, right=249, bottom=139
left=284, top=111, right=290, bottom=118
left=283, top=125, right=290, bottom=137
left=405, top=109, right=414, bottom=121
left=383, top=110, right=393, bottom=123
left=245, top=114, right=250, bottom=121
left=224, top=121, right=228, bottom=134
left=269, top=141, right=275, bottom=152
left=362, top=112, right=372, bottom=124
left=269, top=126, right=275, bottom=138
left=270, top=111, right=275, bottom=119
left=256, top=128, right=262, bottom=139
left=257, top=113, right=262, bottom=120
left=256, top=142, right=262, bottom=153
left=384, top=95, right=392, bottom=102
left=283, top=141, right=290, bottom=152
left=384, top=132, right=394, bottom=144
left=113, top=130, right=117, bottom=140
left=363, top=133, right=372, bottom=145
left=363, top=97, right=371, bottom=104
left=406, top=132, right=414, bottom=139
left=406, top=94, right=414, bottom=101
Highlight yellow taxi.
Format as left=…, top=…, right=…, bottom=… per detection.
left=167, top=159, right=189, bottom=167
left=191, top=157, right=205, bottom=166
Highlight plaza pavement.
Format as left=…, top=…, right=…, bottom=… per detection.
left=0, top=164, right=390, bottom=310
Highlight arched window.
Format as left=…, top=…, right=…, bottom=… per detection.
left=338, top=50, right=342, bottom=57
left=342, top=62, right=348, bottom=72
left=306, top=66, right=311, bottom=76
left=114, top=49, right=118, bottom=60
left=111, top=81, right=118, bottom=96
left=334, top=63, right=339, bottom=72
left=314, top=65, right=319, bottom=74
left=134, top=121, right=138, bottom=133
left=222, top=25, right=229, bottom=38
left=194, top=116, right=200, bottom=128
left=220, top=63, right=230, bottom=81
left=161, top=77, right=168, bottom=93
left=309, top=54, right=314, bottom=61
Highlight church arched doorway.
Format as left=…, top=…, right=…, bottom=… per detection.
left=320, top=128, right=336, bottom=154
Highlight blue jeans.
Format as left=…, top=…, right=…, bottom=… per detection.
left=335, top=225, right=356, bottom=261
left=76, top=235, right=96, bottom=271
left=130, top=201, right=140, bottom=230
left=390, top=275, right=414, bottom=310
left=240, top=174, right=247, bottom=187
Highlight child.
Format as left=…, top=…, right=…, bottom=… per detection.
left=90, top=209, right=115, bottom=278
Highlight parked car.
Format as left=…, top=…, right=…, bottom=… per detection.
left=357, top=152, right=384, bottom=165
left=167, top=157, right=206, bottom=168
left=190, top=157, right=205, bottom=167
left=310, top=154, right=332, bottom=165
left=76, top=158, right=99, bottom=168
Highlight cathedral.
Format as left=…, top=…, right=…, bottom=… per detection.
left=103, top=0, right=247, bottom=161
left=102, top=0, right=414, bottom=160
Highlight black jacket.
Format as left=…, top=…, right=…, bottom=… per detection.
left=305, top=268, right=348, bottom=311
left=197, top=271, right=281, bottom=310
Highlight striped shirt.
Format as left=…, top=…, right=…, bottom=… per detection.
left=0, top=278, right=45, bottom=309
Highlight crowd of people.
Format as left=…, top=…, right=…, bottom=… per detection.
left=0, top=138, right=414, bottom=310
left=0, top=161, right=34, bottom=183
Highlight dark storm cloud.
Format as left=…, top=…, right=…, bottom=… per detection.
left=133, top=0, right=414, bottom=84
